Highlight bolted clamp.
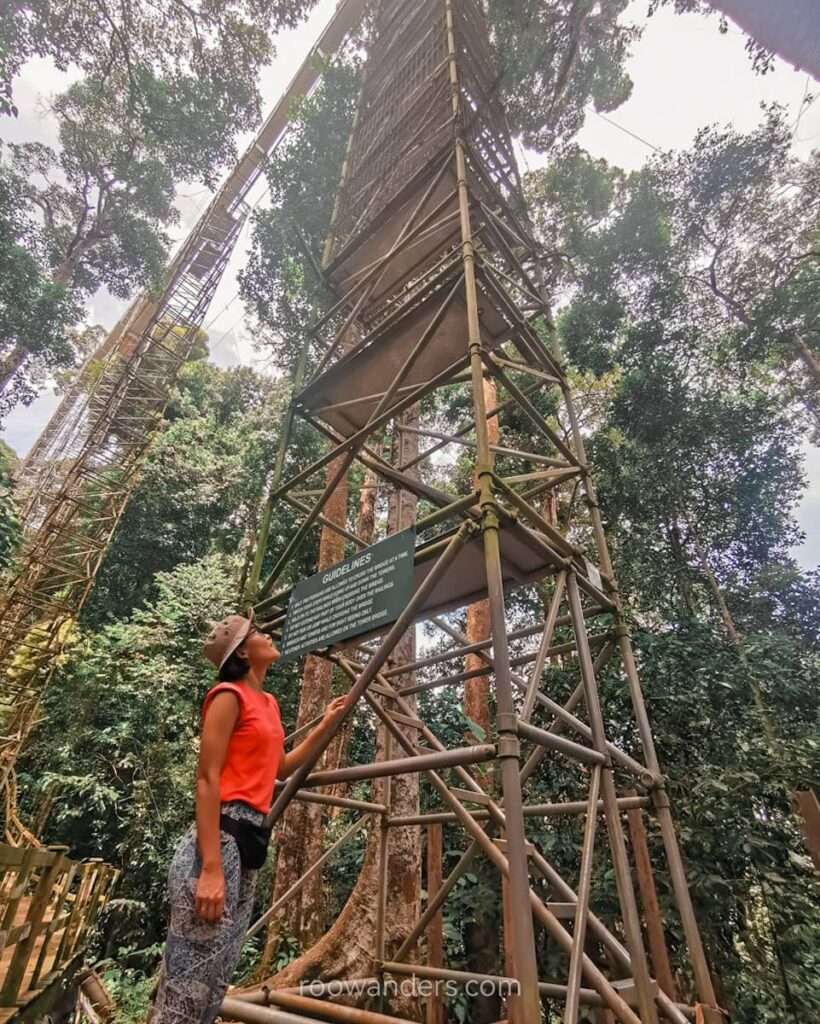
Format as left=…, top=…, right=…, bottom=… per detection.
left=496, top=735, right=521, bottom=758
left=463, top=519, right=481, bottom=539
left=497, top=712, right=518, bottom=734
left=481, top=505, right=501, bottom=532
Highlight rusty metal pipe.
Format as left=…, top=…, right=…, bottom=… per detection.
left=301, top=744, right=496, bottom=787
left=224, top=990, right=416, bottom=1024
left=387, top=796, right=649, bottom=827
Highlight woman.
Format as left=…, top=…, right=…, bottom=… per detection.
left=151, top=611, right=347, bottom=1024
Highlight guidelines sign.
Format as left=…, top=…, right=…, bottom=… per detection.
left=279, top=529, right=416, bottom=662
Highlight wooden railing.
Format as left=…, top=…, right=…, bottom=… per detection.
left=0, top=844, right=117, bottom=1016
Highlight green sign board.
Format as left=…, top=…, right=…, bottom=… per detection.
left=280, top=529, right=416, bottom=662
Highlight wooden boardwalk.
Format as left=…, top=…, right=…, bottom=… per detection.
left=0, top=845, right=117, bottom=1021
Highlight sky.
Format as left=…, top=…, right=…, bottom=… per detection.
left=1, top=0, right=818, bottom=568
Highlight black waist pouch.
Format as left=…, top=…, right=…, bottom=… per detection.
left=219, top=814, right=272, bottom=870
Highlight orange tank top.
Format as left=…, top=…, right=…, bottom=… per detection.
left=202, top=683, right=285, bottom=815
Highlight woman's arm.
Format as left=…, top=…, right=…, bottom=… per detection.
left=195, top=691, right=240, bottom=922
left=278, top=695, right=348, bottom=779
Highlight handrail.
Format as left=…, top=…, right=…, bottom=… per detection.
left=0, top=844, right=118, bottom=1011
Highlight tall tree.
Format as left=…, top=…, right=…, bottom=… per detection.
left=0, top=158, right=79, bottom=413
left=2, top=0, right=320, bottom=176
left=488, top=0, right=641, bottom=149
left=526, top=109, right=820, bottom=416
left=240, top=57, right=361, bottom=372
left=655, top=108, right=820, bottom=395
left=1, top=74, right=181, bottom=408
left=523, top=135, right=820, bottom=1020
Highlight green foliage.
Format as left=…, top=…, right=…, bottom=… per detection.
left=0, top=156, right=80, bottom=413
left=2, top=0, right=320, bottom=179
left=520, top=155, right=820, bottom=975
left=625, top=625, right=820, bottom=1020
left=100, top=962, right=156, bottom=1024
left=85, top=361, right=292, bottom=624
left=17, top=359, right=322, bottom=945
left=15, top=547, right=308, bottom=963
left=19, top=554, right=239, bottom=915
left=528, top=108, right=820, bottom=418
left=488, top=1, right=640, bottom=149
left=9, top=75, right=178, bottom=297
left=516, top=100, right=820, bottom=1021
left=590, top=373, right=806, bottom=617
left=3, top=0, right=330, bottom=414
left=0, top=440, right=21, bottom=569
left=241, top=55, right=361, bottom=374
left=2, top=68, right=186, bottom=414
left=7, top=14, right=818, bottom=1020
left=529, top=223, right=819, bottom=1024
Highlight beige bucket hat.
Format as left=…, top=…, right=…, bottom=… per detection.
left=203, top=609, right=254, bottom=669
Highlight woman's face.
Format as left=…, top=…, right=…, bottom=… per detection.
left=238, top=627, right=278, bottom=668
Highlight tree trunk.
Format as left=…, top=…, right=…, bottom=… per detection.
left=695, top=535, right=779, bottom=743
left=262, top=459, right=349, bottom=968
left=261, top=414, right=421, bottom=1015
left=463, top=378, right=499, bottom=745
left=793, top=334, right=820, bottom=389
left=0, top=345, right=27, bottom=396
left=668, top=520, right=698, bottom=618
left=708, top=1, right=820, bottom=80
left=356, top=466, right=379, bottom=546
left=53, top=257, right=78, bottom=288
left=323, top=468, right=380, bottom=815
left=464, top=596, right=493, bottom=743
left=462, top=377, right=501, bottom=1024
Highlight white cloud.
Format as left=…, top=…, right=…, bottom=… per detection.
left=577, top=1, right=820, bottom=169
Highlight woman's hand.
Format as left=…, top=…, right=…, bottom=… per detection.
left=322, top=695, right=348, bottom=728
left=195, top=863, right=225, bottom=922
left=278, top=695, right=350, bottom=779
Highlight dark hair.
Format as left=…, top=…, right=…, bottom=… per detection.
left=218, top=649, right=249, bottom=682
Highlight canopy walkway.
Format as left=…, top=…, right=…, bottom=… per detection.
left=0, top=844, right=116, bottom=1022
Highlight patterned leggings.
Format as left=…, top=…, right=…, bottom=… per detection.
left=151, top=802, right=260, bottom=1024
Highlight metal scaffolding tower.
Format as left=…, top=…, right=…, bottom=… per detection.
left=0, top=0, right=369, bottom=842
left=235, top=1, right=724, bottom=1022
